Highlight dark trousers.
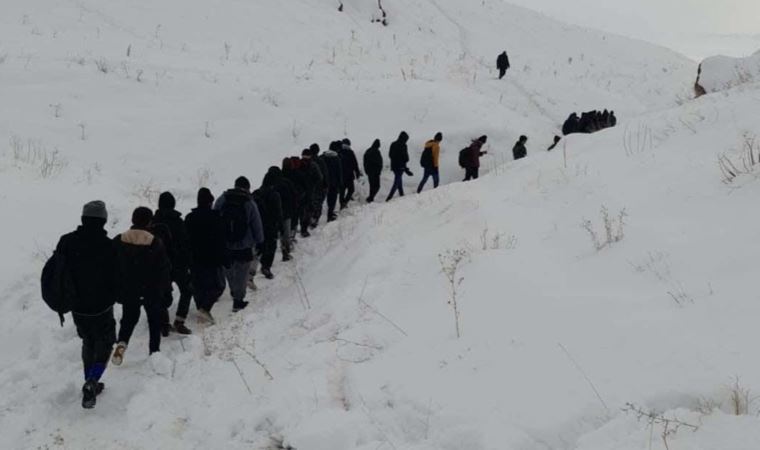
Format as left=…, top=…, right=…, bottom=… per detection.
left=340, top=179, right=355, bottom=208
left=417, top=167, right=439, bottom=193
left=170, top=270, right=193, bottom=321
left=74, top=309, right=116, bottom=381
left=312, top=188, right=326, bottom=224
left=367, top=173, right=381, bottom=202
left=499, top=68, right=507, bottom=79
left=225, top=259, right=252, bottom=306
left=118, top=299, right=163, bottom=354
left=191, top=265, right=225, bottom=312
left=259, top=236, right=277, bottom=269
left=326, top=187, right=339, bottom=218
left=386, top=169, right=405, bottom=201
left=301, top=193, right=313, bottom=232
left=281, top=219, right=292, bottom=257
left=464, top=167, right=479, bottom=181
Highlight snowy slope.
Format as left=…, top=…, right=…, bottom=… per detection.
left=4, top=1, right=760, bottom=449
left=697, top=50, right=760, bottom=94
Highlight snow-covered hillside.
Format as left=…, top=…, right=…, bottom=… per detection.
left=3, top=0, right=760, bottom=449
left=696, top=50, right=760, bottom=95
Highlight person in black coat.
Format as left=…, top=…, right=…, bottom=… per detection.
left=386, top=131, right=412, bottom=201
left=547, top=135, right=561, bottom=151
left=309, top=143, right=329, bottom=227
left=562, top=113, right=579, bottom=136
left=153, top=192, right=193, bottom=335
left=321, top=141, right=344, bottom=221
left=185, top=188, right=226, bottom=324
left=265, top=166, right=297, bottom=261
left=112, top=207, right=172, bottom=364
left=363, top=139, right=383, bottom=203
left=338, top=138, right=362, bottom=209
left=283, top=157, right=306, bottom=239
left=497, top=51, right=511, bottom=79
left=300, top=149, right=323, bottom=237
left=54, top=200, right=118, bottom=408
left=253, top=177, right=282, bottom=279
left=513, top=135, right=528, bottom=160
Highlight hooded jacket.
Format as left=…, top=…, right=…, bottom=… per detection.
left=363, top=141, right=383, bottom=176
left=114, top=228, right=172, bottom=303
left=389, top=132, right=410, bottom=171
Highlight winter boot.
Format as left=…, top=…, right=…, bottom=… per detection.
left=197, top=309, right=215, bottom=325
left=161, top=323, right=171, bottom=337
left=300, top=229, right=311, bottom=238
left=261, top=267, right=274, bottom=279
left=282, top=254, right=292, bottom=262
left=173, top=319, right=192, bottom=335
left=111, top=342, right=127, bottom=366
left=82, top=380, right=98, bottom=409
left=232, top=301, right=249, bottom=313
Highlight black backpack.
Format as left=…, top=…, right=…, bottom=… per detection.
left=458, top=148, right=469, bottom=168
left=221, top=191, right=249, bottom=243
left=41, top=250, right=76, bottom=326
left=420, top=147, right=433, bottom=168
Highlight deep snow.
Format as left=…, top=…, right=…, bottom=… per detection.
left=1, top=1, right=759, bottom=449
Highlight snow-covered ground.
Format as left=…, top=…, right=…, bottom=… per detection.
left=1, top=0, right=759, bottom=449
left=697, top=50, right=760, bottom=94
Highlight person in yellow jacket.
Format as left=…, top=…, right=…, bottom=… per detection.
left=417, top=132, right=443, bottom=193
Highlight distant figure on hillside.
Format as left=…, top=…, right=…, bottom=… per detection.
left=47, top=201, right=118, bottom=408
left=321, top=142, right=344, bottom=221
left=497, top=51, right=511, bottom=79
left=338, top=138, right=362, bottom=210
left=513, top=135, right=528, bottom=160
left=463, top=135, right=488, bottom=181
left=547, top=135, right=561, bottom=151
left=299, top=150, right=323, bottom=237
left=609, top=111, right=617, bottom=127
left=562, top=113, right=579, bottom=136
left=363, top=139, right=383, bottom=203
left=417, top=132, right=442, bottom=193
left=386, top=131, right=412, bottom=201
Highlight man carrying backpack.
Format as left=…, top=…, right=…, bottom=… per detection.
left=111, top=207, right=172, bottom=365
left=185, top=188, right=226, bottom=325
left=213, top=176, right=264, bottom=312
left=417, top=132, right=442, bottom=193
left=153, top=192, right=193, bottom=335
left=46, top=201, right=118, bottom=408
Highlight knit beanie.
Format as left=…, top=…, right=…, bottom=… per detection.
left=82, top=200, right=108, bottom=220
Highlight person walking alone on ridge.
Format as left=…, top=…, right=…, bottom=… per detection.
left=417, top=132, right=442, bottom=193
left=497, top=51, right=511, bottom=79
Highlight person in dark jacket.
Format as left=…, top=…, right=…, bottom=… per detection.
left=112, top=207, right=172, bottom=365
left=321, top=142, right=344, bottom=221
left=54, top=200, right=118, bottom=408
left=268, top=166, right=297, bottom=261
left=213, top=177, right=265, bottom=312
left=417, top=132, right=442, bottom=193
left=153, top=192, right=193, bottom=335
left=363, top=139, right=383, bottom=203
left=464, top=135, right=488, bottom=181
left=562, top=113, right=579, bottom=136
left=547, top=135, right=561, bottom=151
left=253, top=172, right=283, bottom=279
left=338, top=138, right=362, bottom=209
left=185, top=188, right=226, bottom=325
left=301, top=149, right=323, bottom=237
left=513, top=135, right=528, bottom=160
left=497, top=51, right=511, bottom=79
left=386, top=131, right=412, bottom=201
left=309, top=143, right=329, bottom=228
left=609, top=111, right=617, bottom=127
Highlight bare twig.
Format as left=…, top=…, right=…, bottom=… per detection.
left=558, top=343, right=610, bottom=413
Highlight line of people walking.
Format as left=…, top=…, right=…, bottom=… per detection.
left=41, top=130, right=551, bottom=409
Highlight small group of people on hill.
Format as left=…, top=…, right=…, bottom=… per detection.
left=562, top=110, right=617, bottom=135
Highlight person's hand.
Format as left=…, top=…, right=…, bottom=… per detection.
left=404, top=168, right=414, bottom=176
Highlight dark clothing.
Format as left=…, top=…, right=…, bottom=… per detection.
left=274, top=177, right=298, bottom=222
left=363, top=145, right=383, bottom=176
left=191, top=266, right=225, bottom=312
left=389, top=139, right=410, bottom=171
left=562, top=115, right=579, bottom=135
left=185, top=207, right=226, bottom=269
left=367, top=173, right=381, bottom=202
left=497, top=51, right=510, bottom=79
left=117, top=299, right=163, bottom=353
left=54, top=225, right=118, bottom=315
left=466, top=140, right=486, bottom=168
left=213, top=189, right=265, bottom=252
left=513, top=142, right=527, bottom=160
left=172, top=273, right=193, bottom=320
left=253, top=186, right=282, bottom=270
left=152, top=208, right=191, bottom=274
left=339, top=144, right=360, bottom=208
left=386, top=168, right=406, bottom=201
left=114, top=229, right=172, bottom=305
left=417, top=167, right=439, bottom=193
left=225, top=260, right=251, bottom=307
left=464, top=167, right=479, bottom=181
left=321, top=151, right=343, bottom=218
left=74, top=309, right=115, bottom=381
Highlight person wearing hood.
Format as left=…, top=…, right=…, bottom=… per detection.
left=185, top=188, right=226, bottom=325
left=386, top=131, right=412, bottom=201
left=51, top=200, right=118, bottom=408
left=265, top=166, right=297, bottom=261
left=338, top=138, right=362, bottom=209
left=213, top=176, right=265, bottom=312
left=497, top=51, right=511, bottom=79
left=321, top=141, right=344, bottom=221
left=309, top=143, right=329, bottom=227
left=562, top=113, right=579, bottom=136
left=363, top=139, right=383, bottom=203
left=417, top=132, right=442, bottom=193
left=464, top=135, right=488, bottom=181
left=112, top=207, right=172, bottom=365
left=153, top=192, right=193, bottom=335
left=513, top=135, right=528, bottom=160
left=253, top=172, right=283, bottom=279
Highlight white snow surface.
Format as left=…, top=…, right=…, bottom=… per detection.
left=698, top=50, right=760, bottom=94
left=1, top=0, right=760, bottom=449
